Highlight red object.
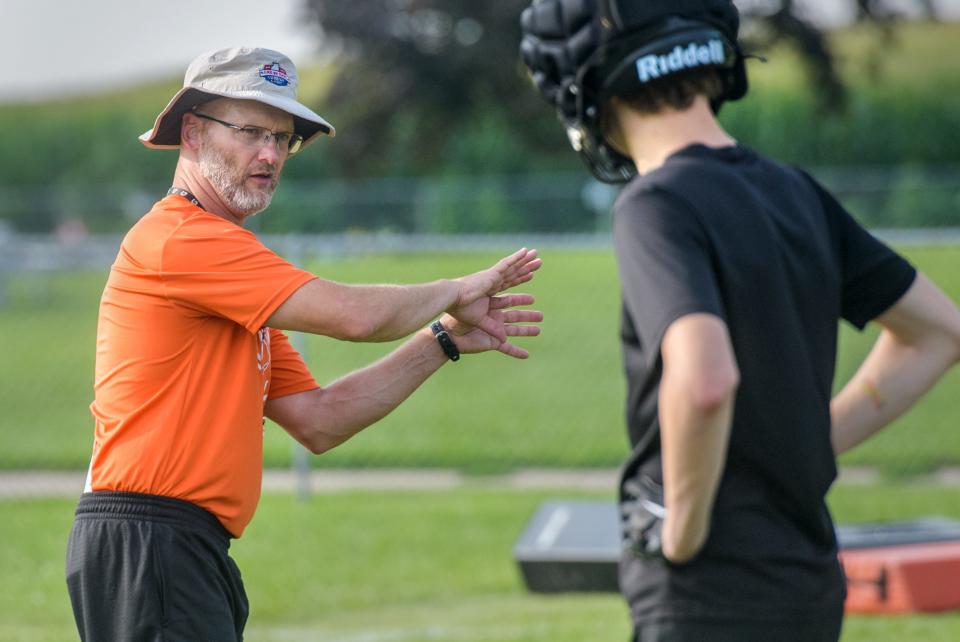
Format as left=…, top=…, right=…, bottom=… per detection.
left=840, top=541, right=960, bottom=613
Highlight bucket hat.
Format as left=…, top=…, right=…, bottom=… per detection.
left=139, top=47, right=335, bottom=151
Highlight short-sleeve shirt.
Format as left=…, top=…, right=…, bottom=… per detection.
left=613, top=144, right=916, bottom=622
left=86, top=195, right=319, bottom=537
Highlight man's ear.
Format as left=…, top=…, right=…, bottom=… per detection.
left=180, top=113, right=203, bottom=152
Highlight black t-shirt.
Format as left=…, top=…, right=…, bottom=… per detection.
left=613, top=144, right=916, bottom=622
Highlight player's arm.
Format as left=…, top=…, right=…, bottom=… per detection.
left=265, top=300, right=542, bottom=454
left=659, top=313, right=739, bottom=563
left=831, top=274, right=960, bottom=455
left=265, top=248, right=540, bottom=342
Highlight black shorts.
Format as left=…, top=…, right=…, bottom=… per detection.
left=65, top=491, right=249, bottom=642
left=621, top=552, right=845, bottom=642
left=631, top=611, right=843, bottom=642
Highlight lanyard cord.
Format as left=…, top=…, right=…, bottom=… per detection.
left=166, top=186, right=205, bottom=211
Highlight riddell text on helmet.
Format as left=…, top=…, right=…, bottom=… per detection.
left=635, top=40, right=725, bottom=83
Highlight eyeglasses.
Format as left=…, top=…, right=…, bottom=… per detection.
left=193, top=112, right=304, bottom=156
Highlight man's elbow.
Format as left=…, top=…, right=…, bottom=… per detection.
left=303, top=436, right=332, bottom=456
left=285, top=408, right=342, bottom=455
left=297, top=430, right=330, bottom=455
left=299, top=426, right=344, bottom=455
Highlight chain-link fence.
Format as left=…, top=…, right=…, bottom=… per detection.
left=2, top=164, right=960, bottom=236
left=2, top=167, right=960, bottom=474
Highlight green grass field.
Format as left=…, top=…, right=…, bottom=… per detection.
left=3, top=484, right=960, bottom=641
left=3, top=246, right=960, bottom=474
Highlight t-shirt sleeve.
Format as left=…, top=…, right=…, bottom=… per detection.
left=160, top=217, right=317, bottom=333
left=802, top=173, right=917, bottom=330
left=267, top=328, right=320, bottom=399
left=613, top=186, right=725, bottom=352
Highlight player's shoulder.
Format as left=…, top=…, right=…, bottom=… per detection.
left=616, top=144, right=733, bottom=205
left=614, top=166, right=697, bottom=221
left=623, top=144, right=810, bottom=208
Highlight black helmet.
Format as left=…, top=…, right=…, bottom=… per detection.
left=520, top=0, right=748, bottom=183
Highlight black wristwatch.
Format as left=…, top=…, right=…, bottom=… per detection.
left=430, top=320, right=460, bottom=362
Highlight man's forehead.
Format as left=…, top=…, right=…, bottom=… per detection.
left=205, top=98, right=294, bottom=128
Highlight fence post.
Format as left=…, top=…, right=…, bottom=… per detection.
left=287, top=238, right=312, bottom=502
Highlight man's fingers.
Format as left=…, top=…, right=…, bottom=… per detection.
left=486, top=250, right=540, bottom=296
left=513, top=250, right=540, bottom=269
left=490, top=294, right=536, bottom=310
left=502, top=256, right=542, bottom=281
left=494, top=247, right=531, bottom=273
left=501, top=309, right=544, bottom=324
left=497, top=341, right=529, bottom=359
left=500, top=272, right=535, bottom=292
left=505, top=324, right=541, bottom=337
left=476, top=316, right=507, bottom=342
left=499, top=250, right=540, bottom=276
left=518, top=256, right=543, bottom=274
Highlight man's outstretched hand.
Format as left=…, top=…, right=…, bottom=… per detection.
left=451, top=248, right=542, bottom=340
left=440, top=294, right=542, bottom=359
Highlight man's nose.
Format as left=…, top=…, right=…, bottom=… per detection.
left=256, top=138, right=283, bottom=165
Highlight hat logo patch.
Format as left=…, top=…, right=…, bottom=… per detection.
left=259, top=62, right=290, bottom=86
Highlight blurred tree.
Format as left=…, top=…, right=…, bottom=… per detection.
left=302, top=0, right=937, bottom=176
left=745, top=0, right=939, bottom=110
left=300, top=1, right=552, bottom=176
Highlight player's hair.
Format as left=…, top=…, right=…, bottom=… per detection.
left=600, top=66, right=724, bottom=150
left=618, top=66, right=724, bottom=115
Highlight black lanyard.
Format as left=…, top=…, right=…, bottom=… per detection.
left=166, top=187, right=205, bottom=211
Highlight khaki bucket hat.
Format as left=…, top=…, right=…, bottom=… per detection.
left=139, top=47, right=335, bottom=151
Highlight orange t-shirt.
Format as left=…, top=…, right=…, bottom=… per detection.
left=86, top=195, right=319, bottom=537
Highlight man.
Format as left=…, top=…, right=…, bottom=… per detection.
left=520, top=2, right=960, bottom=640
left=65, top=47, right=543, bottom=641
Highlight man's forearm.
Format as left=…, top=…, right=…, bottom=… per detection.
left=267, top=248, right=540, bottom=342
left=831, top=330, right=958, bottom=455
left=272, top=328, right=449, bottom=453
left=268, top=278, right=460, bottom=341
left=338, top=281, right=461, bottom=342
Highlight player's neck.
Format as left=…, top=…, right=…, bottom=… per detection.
left=620, top=96, right=736, bottom=175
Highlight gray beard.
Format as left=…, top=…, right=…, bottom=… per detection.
left=198, top=144, right=275, bottom=217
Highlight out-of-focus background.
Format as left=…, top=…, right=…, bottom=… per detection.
left=2, top=1, right=960, bottom=640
